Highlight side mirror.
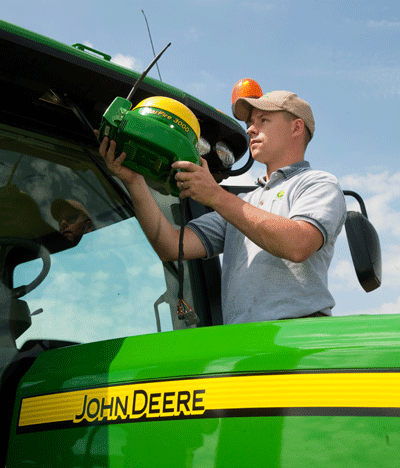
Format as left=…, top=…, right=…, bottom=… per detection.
left=344, top=191, right=382, bottom=292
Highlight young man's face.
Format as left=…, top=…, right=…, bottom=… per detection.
left=246, top=109, right=294, bottom=167
left=58, top=210, right=90, bottom=243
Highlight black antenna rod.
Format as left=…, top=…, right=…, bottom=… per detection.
left=142, top=9, right=163, bottom=81
left=126, top=41, right=171, bottom=103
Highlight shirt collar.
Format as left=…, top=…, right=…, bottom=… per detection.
left=256, top=161, right=311, bottom=187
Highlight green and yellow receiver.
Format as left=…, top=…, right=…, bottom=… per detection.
left=99, top=95, right=200, bottom=196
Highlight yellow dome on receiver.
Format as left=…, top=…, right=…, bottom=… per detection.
left=133, top=96, right=200, bottom=140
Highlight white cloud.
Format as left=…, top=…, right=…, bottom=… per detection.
left=344, top=171, right=400, bottom=196
left=343, top=67, right=400, bottom=98
left=185, top=71, right=226, bottom=100
left=332, top=170, right=400, bottom=303
left=330, top=260, right=360, bottom=292
left=17, top=298, right=114, bottom=344
left=344, top=17, right=400, bottom=30
left=148, top=263, right=164, bottom=277
left=241, top=2, right=276, bottom=12
left=222, top=169, right=258, bottom=187
left=342, top=294, right=400, bottom=316
left=92, top=270, right=110, bottom=282
left=182, top=27, right=202, bottom=43
left=186, top=0, right=228, bottom=4
left=222, top=162, right=262, bottom=187
left=382, top=244, right=400, bottom=287
left=187, top=82, right=206, bottom=96
left=340, top=171, right=400, bottom=237
left=292, top=64, right=400, bottom=99
left=127, top=265, right=144, bottom=277
left=367, top=19, right=400, bottom=29
left=111, top=54, right=143, bottom=72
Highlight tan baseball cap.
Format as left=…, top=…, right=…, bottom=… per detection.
left=51, top=199, right=91, bottom=222
left=233, top=90, right=315, bottom=138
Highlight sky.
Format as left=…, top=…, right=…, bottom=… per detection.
left=3, top=0, right=400, bottom=321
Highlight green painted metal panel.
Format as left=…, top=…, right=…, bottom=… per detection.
left=7, top=315, right=400, bottom=466
left=9, top=417, right=400, bottom=467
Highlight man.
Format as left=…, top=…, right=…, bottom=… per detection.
left=98, top=90, right=346, bottom=323
left=51, top=199, right=94, bottom=244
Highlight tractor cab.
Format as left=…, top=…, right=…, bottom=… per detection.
left=3, top=19, right=396, bottom=468
left=1, top=94, right=383, bottom=467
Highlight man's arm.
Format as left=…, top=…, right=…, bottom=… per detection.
left=173, top=159, right=324, bottom=263
left=98, top=137, right=206, bottom=262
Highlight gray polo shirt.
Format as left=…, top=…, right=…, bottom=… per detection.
left=187, top=161, right=347, bottom=323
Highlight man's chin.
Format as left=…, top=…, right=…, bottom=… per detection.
left=62, top=232, right=73, bottom=241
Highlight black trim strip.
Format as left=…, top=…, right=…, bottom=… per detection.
left=17, top=406, right=400, bottom=434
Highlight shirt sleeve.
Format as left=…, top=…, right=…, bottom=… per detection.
left=289, top=172, right=347, bottom=246
left=186, top=210, right=227, bottom=258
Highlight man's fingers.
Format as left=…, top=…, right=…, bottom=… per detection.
left=104, top=139, right=119, bottom=164
left=114, top=151, right=127, bottom=165
left=98, top=136, right=109, bottom=157
left=199, top=157, right=208, bottom=169
left=175, top=172, right=191, bottom=183
left=98, top=138, right=124, bottom=171
left=107, top=139, right=117, bottom=154
left=172, top=160, right=199, bottom=171
left=173, top=160, right=204, bottom=184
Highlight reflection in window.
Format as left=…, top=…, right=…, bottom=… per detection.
left=14, top=219, right=172, bottom=344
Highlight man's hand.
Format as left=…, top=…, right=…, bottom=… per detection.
left=173, top=157, right=224, bottom=208
left=95, top=132, right=144, bottom=187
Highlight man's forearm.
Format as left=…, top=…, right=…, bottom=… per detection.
left=123, top=178, right=181, bottom=261
left=124, top=179, right=206, bottom=262
left=210, top=188, right=323, bottom=263
left=172, top=158, right=322, bottom=263
left=97, top=138, right=207, bottom=262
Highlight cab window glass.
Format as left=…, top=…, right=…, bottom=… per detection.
left=0, top=129, right=173, bottom=345
left=13, top=218, right=172, bottom=344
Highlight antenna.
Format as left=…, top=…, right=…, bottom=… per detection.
left=126, top=42, right=171, bottom=103
left=142, top=9, right=163, bottom=81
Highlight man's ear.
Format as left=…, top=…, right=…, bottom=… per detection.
left=84, top=219, right=93, bottom=233
left=292, top=118, right=305, bottom=138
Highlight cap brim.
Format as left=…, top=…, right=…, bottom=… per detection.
left=233, top=96, right=282, bottom=121
left=50, top=199, right=79, bottom=222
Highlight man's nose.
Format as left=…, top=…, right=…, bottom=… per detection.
left=247, top=123, right=256, bottom=136
left=59, top=219, right=69, bottom=231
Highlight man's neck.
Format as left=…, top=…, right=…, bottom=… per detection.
left=265, top=155, right=305, bottom=181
